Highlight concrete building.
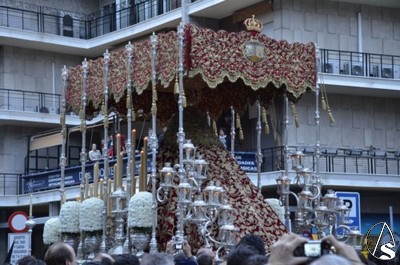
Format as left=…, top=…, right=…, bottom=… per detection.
left=1, top=0, right=400, bottom=261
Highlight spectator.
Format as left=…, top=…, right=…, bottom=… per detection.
left=141, top=253, right=174, bottom=265
left=44, top=242, right=77, bottom=265
left=113, top=254, right=139, bottom=265
left=89, top=143, right=102, bottom=161
left=17, top=256, right=37, bottom=265
left=227, top=244, right=259, bottom=265
left=237, top=234, right=266, bottom=255
left=27, top=260, right=46, bottom=265
left=92, top=253, right=114, bottom=265
left=310, top=254, right=352, bottom=265
left=197, top=253, right=214, bottom=265
left=174, top=241, right=198, bottom=265
left=243, top=254, right=269, bottom=265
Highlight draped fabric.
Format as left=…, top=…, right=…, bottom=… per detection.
left=65, top=24, right=316, bottom=115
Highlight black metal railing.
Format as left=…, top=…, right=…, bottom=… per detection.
left=320, top=49, right=400, bottom=79
left=0, top=88, right=60, bottom=113
left=0, top=173, right=21, bottom=195
left=262, top=146, right=400, bottom=175
left=0, top=0, right=184, bottom=39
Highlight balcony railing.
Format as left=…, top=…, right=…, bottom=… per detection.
left=0, top=88, right=60, bottom=114
left=262, top=146, right=400, bottom=175
left=0, top=173, right=21, bottom=195
left=0, top=0, right=185, bottom=39
left=320, top=49, right=400, bottom=79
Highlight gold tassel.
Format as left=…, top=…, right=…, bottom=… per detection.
left=295, top=117, right=300, bottom=128
left=79, top=109, right=84, bottom=120
left=328, top=108, right=335, bottom=123
left=132, top=109, right=136, bottom=122
left=152, top=89, right=158, bottom=102
left=174, top=77, right=179, bottom=94
left=239, top=127, right=244, bottom=140
left=291, top=102, right=300, bottom=128
left=60, top=113, right=65, bottom=125
left=101, top=102, right=105, bottom=115
left=321, top=95, right=327, bottom=111
left=212, top=120, right=218, bottom=136
left=151, top=102, right=157, bottom=116
left=262, top=107, right=267, bottom=124
left=290, top=102, right=296, bottom=115
left=264, top=123, right=270, bottom=134
left=236, top=113, right=241, bottom=129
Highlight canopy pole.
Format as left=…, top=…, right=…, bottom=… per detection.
left=256, top=100, right=262, bottom=191
left=60, top=66, right=68, bottom=205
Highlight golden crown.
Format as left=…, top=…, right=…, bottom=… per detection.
left=244, top=15, right=263, bottom=33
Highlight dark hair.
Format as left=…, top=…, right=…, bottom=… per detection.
left=227, top=244, right=259, bottom=265
left=17, top=256, right=37, bottom=265
left=93, top=253, right=114, bottom=265
left=141, top=253, right=174, bottom=265
left=82, top=262, right=101, bottom=265
left=238, top=234, right=266, bottom=255
left=113, top=254, right=140, bottom=265
left=27, top=260, right=46, bottom=265
left=197, top=253, right=214, bottom=265
left=243, top=254, right=269, bottom=265
left=44, top=242, right=75, bottom=265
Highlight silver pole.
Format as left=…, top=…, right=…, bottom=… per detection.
left=149, top=32, right=159, bottom=254
left=256, top=101, right=262, bottom=191
left=60, top=66, right=68, bottom=205
left=176, top=22, right=186, bottom=249
left=100, top=50, right=110, bottom=253
left=283, top=93, right=291, bottom=232
left=230, top=106, right=235, bottom=156
left=80, top=58, right=88, bottom=201
left=77, top=58, right=88, bottom=261
left=389, top=206, right=394, bottom=231
left=315, top=46, right=322, bottom=187
left=123, top=42, right=134, bottom=254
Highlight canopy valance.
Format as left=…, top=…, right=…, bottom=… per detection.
left=66, top=24, right=317, bottom=120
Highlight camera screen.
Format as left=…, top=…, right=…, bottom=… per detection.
left=304, top=242, right=321, bottom=257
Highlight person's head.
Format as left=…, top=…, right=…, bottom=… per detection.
left=44, top=242, right=76, bottom=265
left=238, top=234, right=266, bottom=255
left=27, top=260, right=46, bottom=265
left=113, top=254, right=139, bottom=265
left=219, top=129, right=225, bottom=136
left=17, top=256, right=37, bottom=265
left=310, top=254, right=352, bottom=265
left=242, top=254, right=269, bottom=265
left=197, top=253, right=214, bottom=265
left=92, top=143, right=97, bottom=151
left=92, top=253, right=114, bottom=265
left=227, top=244, right=259, bottom=265
left=141, top=253, right=174, bottom=265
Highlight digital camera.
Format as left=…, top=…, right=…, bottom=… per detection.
left=293, top=240, right=331, bottom=258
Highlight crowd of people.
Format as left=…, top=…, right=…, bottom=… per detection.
left=12, top=232, right=400, bottom=265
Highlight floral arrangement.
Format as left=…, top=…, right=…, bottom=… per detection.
left=43, top=217, right=61, bottom=245
left=60, top=201, right=81, bottom=233
left=128, top=191, right=153, bottom=228
left=79, top=197, right=104, bottom=232
left=265, top=198, right=285, bottom=224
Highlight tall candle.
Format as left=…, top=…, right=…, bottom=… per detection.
left=99, top=178, right=104, bottom=199
left=130, top=159, right=136, bottom=195
left=84, top=173, right=89, bottom=199
left=89, top=184, right=93, bottom=198
left=143, top=137, right=148, bottom=187
left=107, top=196, right=111, bottom=216
left=139, top=150, right=144, bottom=191
left=93, top=162, right=99, bottom=198
left=116, top=134, right=122, bottom=189
left=29, top=193, right=33, bottom=217
left=132, top=129, right=136, bottom=156
left=113, top=164, right=118, bottom=192
left=107, top=178, right=112, bottom=196
left=118, top=151, right=124, bottom=188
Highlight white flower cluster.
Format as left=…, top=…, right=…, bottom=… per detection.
left=80, top=197, right=104, bottom=232
left=43, top=217, right=61, bottom=245
left=60, top=201, right=80, bottom=233
left=128, top=191, right=153, bottom=228
left=265, top=198, right=285, bottom=224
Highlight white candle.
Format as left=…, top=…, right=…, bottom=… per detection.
left=29, top=194, right=33, bottom=217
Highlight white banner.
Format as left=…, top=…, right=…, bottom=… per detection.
left=7, top=233, right=30, bottom=265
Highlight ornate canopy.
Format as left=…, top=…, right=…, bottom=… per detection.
left=66, top=24, right=316, bottom=122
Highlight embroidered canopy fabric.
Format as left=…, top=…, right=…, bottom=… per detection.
left=66, top=24, right=317, bottom=119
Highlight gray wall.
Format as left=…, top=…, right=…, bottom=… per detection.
left=272, top=0, right=400, bottom=55
left=288, top=91, right=400, bottom=152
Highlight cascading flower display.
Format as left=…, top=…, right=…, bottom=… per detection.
left=60, top=201, right=80, bottom=233
left=43, top=217, right=61, bottom=245
left=128, top=191, right=153, bottom=228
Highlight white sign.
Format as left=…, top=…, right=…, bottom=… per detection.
left=8, top=233, right=30, bottom=265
